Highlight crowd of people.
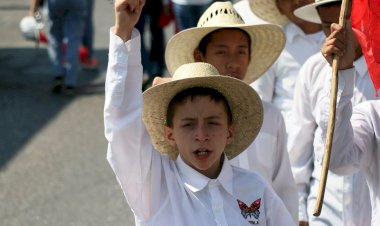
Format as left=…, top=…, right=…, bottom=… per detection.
left=25, top=0, right=380, bottom=225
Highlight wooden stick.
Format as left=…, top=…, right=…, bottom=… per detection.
left=313, top=0, right=351, bottom=216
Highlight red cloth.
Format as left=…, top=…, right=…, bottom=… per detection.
left=351, top=0, right=380, bottom=95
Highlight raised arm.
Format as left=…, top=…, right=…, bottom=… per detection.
left=314, top=21, right=362, bottom=174
left=113, top=0, right=144, bottom=42
left=104, top=0, right=163, bottom=219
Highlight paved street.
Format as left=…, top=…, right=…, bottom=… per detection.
left=0, top=0, right=148, bottom=225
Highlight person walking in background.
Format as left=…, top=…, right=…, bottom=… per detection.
left=165, top=0, right=215, bottom=31
left=30, top=0, right=86, bottom=94
left=28, top=0, right=99, bottom=70
left=234, top=0, right=324, bottom=132
left=80, top=0, right=100, bottom=70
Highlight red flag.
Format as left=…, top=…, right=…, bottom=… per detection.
left=351, top=0, right=380, bottom=95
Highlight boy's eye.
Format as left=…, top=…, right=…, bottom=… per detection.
left=215, top=50, right=226, bottom=55
left=239, top=50, right=248, bottom=55
left=181, top=122, right=193, bottom=128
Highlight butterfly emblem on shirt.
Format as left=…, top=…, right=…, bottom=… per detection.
left=237, top=198, right=261, bottom=224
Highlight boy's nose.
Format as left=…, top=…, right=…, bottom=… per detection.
left=195, top=125, right=209, bottom=141
left=226, top=59, right=239, bottom=71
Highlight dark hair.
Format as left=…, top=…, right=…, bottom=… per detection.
left=166, top=87, right=233, bottom=127
left=197, top=28, right=252, bottom=55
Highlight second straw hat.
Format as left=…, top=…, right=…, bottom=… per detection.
left=165, top=1, right=285, bottom=84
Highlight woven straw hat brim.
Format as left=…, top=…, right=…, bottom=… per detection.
left=142, top=75, right=263, bottom=160
left=294, top=0, right=341, bottom=24
left=165, top=24, right=285, bottom=84
left=249, top=0, right=289, bottom=25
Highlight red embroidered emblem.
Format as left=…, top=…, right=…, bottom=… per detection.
left=237, top=198, right=261, bottom=225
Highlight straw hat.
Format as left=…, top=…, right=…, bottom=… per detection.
left=294, top=0, right=341, bottom=24
left=143, top=62, right=263, bottom=160
left=165, top=1, right=285, bottom=84
left=248, top=0, right=289, bottom=25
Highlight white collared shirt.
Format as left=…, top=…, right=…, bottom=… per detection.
left=249, top=22, right=324, bottom=130
left=288, top=52, right=379, bottom=224
left=104, top=28, right=295, bottom=226
left=317, top=88, right=380, bottom=226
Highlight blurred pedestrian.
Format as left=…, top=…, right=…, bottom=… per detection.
left=30, top=0, right=86, bottom=94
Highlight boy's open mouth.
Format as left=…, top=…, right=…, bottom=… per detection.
left=194, top=148, right=211, bottom=157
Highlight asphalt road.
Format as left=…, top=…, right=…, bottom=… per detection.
left=0, top=0, right=153, bottom=225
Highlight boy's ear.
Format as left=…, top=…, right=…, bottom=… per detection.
left=164, top=126, right=176, bottom=147
left=226, top=123, right=235, bottom=145
left=193, top=48, right=204, bottom=62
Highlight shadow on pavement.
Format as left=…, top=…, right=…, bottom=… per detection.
left=0, top=47, right=107, bottom=170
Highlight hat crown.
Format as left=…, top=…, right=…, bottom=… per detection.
left=172, top=62, right=220, bottom=80
left=197, top=1, right=244, bottom=27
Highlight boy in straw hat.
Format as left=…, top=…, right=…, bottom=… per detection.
left=288, top=0, right=379, bottom=225
left=105, top=0, right=295, bottom=225
left=161, top=1, right=298, bottom=222
left=233, top=0, right=325, bottom=132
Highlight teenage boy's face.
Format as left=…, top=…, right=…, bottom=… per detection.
left=195, top=29, right=250, bottom=81
left=164, top=96, right=234, bottom=179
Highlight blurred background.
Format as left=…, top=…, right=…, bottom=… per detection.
left=0, top=0, right=174, bottom=225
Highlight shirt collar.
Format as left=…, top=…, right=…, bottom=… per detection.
left=354, top=55, right=367, bottom=78
left=175, top=154, right=234, bottom=195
